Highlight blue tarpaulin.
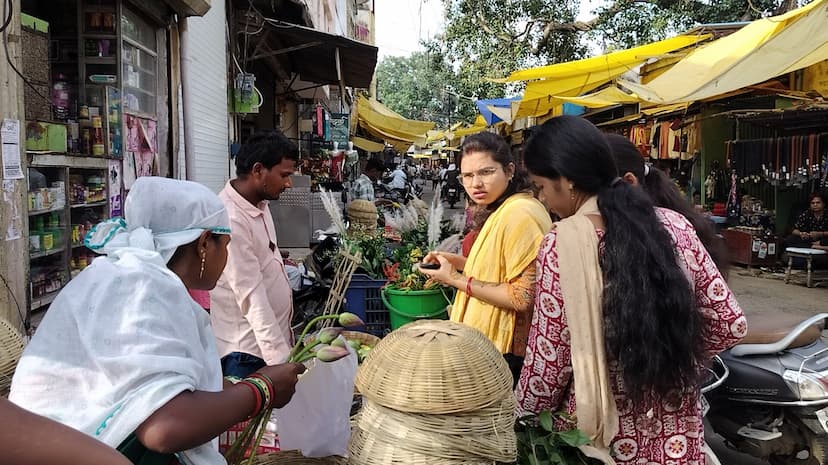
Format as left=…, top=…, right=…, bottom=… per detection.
left=475, top=97, right=520, bottom=125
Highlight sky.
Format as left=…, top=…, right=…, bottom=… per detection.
left=374, top=0, right=605, bottom=59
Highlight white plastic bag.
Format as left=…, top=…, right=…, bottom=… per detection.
left=274, top=341, right=358, bottom=457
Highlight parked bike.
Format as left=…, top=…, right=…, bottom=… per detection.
left=706, top=313, right=828, bottom=465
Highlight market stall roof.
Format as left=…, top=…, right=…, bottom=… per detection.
left=352, top=136, right=386, bottom=153
left=163, top=0, right=211, bottom=16
left=475, top=97, right=520, bottom=125
left=555, top=86, right=641, bottom=108
left=595, top=103, right=691, bottom=127
left=505, top=34, right=711, bottom=118
left=356, top=96, right=435, bottom=149
left=620, top=0, right=828, bottom=104
left=259, top=19, right=378, bottom=89
left=720, top=103, right=828, bottom=132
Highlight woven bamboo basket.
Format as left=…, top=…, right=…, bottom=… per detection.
left=352, top=399, right=516, bottom=462
left=354, top=320, right=512, bottom=414
left=0, top=317, right=24, bottom=397
left=251, top=450, right=346, bottom=465
left=340, top=331, right=380, bottom=348
left=348, top=425, right=496, bottom=465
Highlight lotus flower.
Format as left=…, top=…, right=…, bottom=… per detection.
left=331, top=337, right=348, bottom=349
left=317, top=327, right=342, bottom=344
left=315, top=345, right=350, bottom=362
left=338, top=312, right=365, bottom=328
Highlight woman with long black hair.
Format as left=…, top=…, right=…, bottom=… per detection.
left=606, top=134, right=730, bottom=277
left=516, top=116, right=746, bottom=465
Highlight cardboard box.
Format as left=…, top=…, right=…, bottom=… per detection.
left=26, top=121, right=67, bottom=153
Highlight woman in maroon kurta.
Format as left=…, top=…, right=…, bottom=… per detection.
left=516, top=116, right=746, bottom=465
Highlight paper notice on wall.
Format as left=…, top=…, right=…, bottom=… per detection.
left=1, top=119, right=23, bottom=180
left=2, top=179, right=22, bottom=241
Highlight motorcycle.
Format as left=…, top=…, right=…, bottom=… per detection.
left=290, top=236, right=340, bottom=334
left=442, top=175, right=462, bottom=209
left=706, top=312, right=828, bottom=464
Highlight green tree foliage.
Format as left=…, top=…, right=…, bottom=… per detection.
left=374, top=49, right=478, bottom=126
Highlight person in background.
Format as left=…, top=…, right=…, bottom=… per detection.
left=517, top=116, right=745, bottom=465
left=351, top=158, right=385, bottom=202
left=10, top=177, right=305, bottom=465
left=606, top=134, right=730, bottom=277
left=434, top=162, right=446, bottom=191
left=785, top=192, right=828, bottom=249
left=211, top=130, right=298, bottom=378
left=386, top=163, right=408, bottom=190
left=419, top=132, right=553, bottom=385
left=1, top=398, right=132, bottom=465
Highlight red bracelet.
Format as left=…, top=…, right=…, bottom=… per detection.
left=466, top=276, right=474, bottom=298
left=237, top=380, right=262, bottom=419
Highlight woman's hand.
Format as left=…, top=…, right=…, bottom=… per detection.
left=423, top=251, right=467, bottom=272
left=801, top=231, right=812, bottom=240
left=256, top=362, right=307, bottom=408
left=418, top=254, right=462, bottom=288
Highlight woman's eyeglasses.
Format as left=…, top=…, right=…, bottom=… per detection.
left=458, top=167, right=501, bottom=185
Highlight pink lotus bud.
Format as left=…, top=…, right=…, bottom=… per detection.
left=317, top=327, right=342, bottom=344
left=338, top=312, right=365, bottom=328
left=315, top=345, right=350, bottom=362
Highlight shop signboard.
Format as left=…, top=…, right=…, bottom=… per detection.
left=329, top=113, right=350, bottom=148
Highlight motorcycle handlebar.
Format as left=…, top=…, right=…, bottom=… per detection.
left=701, top=355, right=730, bottom=394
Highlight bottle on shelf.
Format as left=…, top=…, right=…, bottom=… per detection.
left=51, top=74, right=71, bottom=121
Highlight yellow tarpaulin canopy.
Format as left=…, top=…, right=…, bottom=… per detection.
left=356, top=95, right=435, bottom=147
left=621, top=0, right=828, bottom=104
left=555, top=86, right=641, bottom=108
left=499, top=34, right=711, bottom=82
left=351, top=136, right=386, bottom=153
left=507, top=34, right=710, bottom=118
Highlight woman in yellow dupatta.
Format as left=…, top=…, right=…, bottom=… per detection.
left=420, top=132, right=552, bottom=384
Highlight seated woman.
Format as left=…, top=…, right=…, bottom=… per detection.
left=419, top=132, right=553, bottom=384
left=10, top=177, right=304, bottom=465
left=786, top=192, right=828, bottom=249
left=517, top=116, right=745, bottom=465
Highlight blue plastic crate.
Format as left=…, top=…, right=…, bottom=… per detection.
left=344, top=274, right=390, bottom=337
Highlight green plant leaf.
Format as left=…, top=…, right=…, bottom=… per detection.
left=557, top=429, right=590, bottom=447
left=538, top=410, right=554, bottom=432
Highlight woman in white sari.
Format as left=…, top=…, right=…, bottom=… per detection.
left=10, top=177, right=304, bottom=465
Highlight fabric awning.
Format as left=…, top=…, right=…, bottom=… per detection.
left=502, top=34, right=710, bottom=119
left=261, top=20, right=378, bottom=89
left=352, top=136, right=386, bottom=153
left=620, top=0, right=828, bottom=104
left=356, top=96, right=435, bottom=148
left=475, top=97, right=520, bottom=125
left=556, top=86, right=641, bottom=108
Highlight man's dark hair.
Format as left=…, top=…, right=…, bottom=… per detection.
left=235, top=130, right=298, bottom=176
left=365, top=158, right=385, bottom=173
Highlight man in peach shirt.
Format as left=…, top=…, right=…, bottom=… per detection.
left=210, top=130, right=297, bottom=377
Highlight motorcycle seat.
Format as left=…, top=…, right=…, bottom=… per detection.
left=740, top=313, right=821, bottom=349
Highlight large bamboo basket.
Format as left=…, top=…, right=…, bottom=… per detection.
left=0, top=317, right=24, bottom=397
left=354, top=320, right=512, bottom=414
left=251, top=450, right=345, bottom=465
left=352, top=398, right=516, bottom=462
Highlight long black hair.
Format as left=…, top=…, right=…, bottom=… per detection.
left=606, top=134, right=730, bottom=278
left=458, top=132, right=532, bottom=230
left=524, top=116, right=706, bottom=404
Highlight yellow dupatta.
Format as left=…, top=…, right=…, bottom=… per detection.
left=451, top=193, right=553, bottom=353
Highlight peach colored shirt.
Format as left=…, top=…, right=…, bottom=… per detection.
left=210, top=181, right=293, bottom=365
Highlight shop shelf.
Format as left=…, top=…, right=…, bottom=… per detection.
left=30, top=247, right=66, bottom=260
left=28, top=205, right=65, bottom=216
left=31, top=289, right=62, bottom=309
left=71, top=201, right=107, bottom=208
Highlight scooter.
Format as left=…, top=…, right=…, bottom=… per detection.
left=706, top=313, right=828, bottom=465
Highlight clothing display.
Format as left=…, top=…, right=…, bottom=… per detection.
left=517, top=208, right=745, bottom=465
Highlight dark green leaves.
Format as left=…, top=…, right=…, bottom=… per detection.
left=513, top=411, right=603, bottom=465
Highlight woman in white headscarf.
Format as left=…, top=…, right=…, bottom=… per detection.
left=10, top=177, right=305, bottom=465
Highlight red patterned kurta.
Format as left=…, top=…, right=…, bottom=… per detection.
left=516, top=208, right=747, bottom=465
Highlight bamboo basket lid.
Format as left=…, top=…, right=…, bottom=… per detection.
left=355, top=320, right=513, bottom=414
left=0, top=317, right=24, bottom=397
left=352, top=399, right=516, bottom=463
left=251, top=450, right=345, bottom=465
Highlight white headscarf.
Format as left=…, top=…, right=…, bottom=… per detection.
left=85, top=176, right=230, bottom=262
